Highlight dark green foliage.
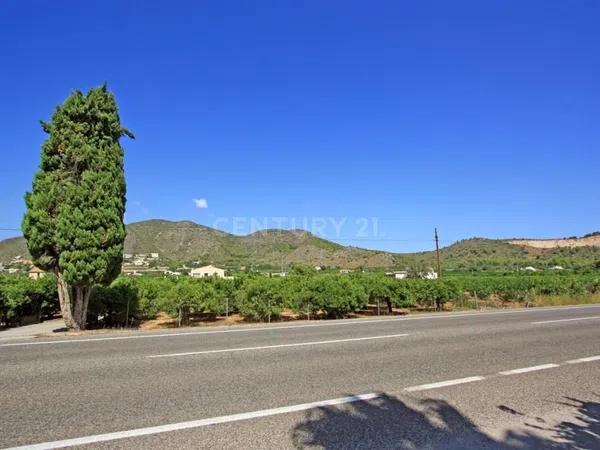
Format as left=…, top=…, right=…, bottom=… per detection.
left=356, top=273, right=415, bottom=312
left=236, top=277, right=284, bottom=321
left=4, top=270, right=598, bottom=328
left=445, top=273, right=600, bottom=302
left=88, top=277, right=139, bottom=326
left=22, top=85, right=132, bottom=329
left=136, top=277, right=172, bottom=319
left=405, top=279, right=461, bottom=310
left=0, top=275, right=58, bottom=326
left=297, top=274, right=368, bottom=318
left=159, top=278, right=226, bottom=326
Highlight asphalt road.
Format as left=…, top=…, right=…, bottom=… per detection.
left=1, top=305, right=599, bottom=449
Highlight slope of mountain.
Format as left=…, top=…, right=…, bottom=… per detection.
left=0, top=220, right=398, bottom=269
left=0, top=236, right=28, bottom=262
left=508, top=232, right=600, bottom=249
left=1, top=220, right=599, bottom=271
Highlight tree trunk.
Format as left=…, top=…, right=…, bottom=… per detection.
left=73, top=285, right=91, bottom=330
left=56, top=271, right=91, bottom=330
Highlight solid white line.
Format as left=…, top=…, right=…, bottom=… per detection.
left=531, top=316, right=600, bottom=325
left=147, top=333, right=409, bottom=358
left=404, top=376, right=485, bottom=392
left=3, top=393, right=380, bottom=450
left=499, top=363, right=560, bottom=375
left=3, top=303, right=600, bottom=347
left=565, top=355, right=600, bottom=364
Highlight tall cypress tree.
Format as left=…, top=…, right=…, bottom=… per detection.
left=23, top=85, right=133, bottom=330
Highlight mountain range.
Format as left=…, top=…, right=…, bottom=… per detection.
left=1, top=220, right=599, bottom=271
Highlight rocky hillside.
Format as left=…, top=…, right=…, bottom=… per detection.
left=508, top=232, right=600, bottom=249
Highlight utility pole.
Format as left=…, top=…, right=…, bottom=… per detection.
left=434, top=227, right=442, bottom=278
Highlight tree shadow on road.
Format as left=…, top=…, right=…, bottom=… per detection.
left=291, top=393, right=599, bottom=449
left=503, top=395, right=600, bottom=450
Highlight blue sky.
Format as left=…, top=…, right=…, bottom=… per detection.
left=1, top=1, right=599, bottom=252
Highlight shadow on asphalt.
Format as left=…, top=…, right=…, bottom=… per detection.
left=291, top=393, right=599, bottom=449
left=52, top=327, right=69, bottom=333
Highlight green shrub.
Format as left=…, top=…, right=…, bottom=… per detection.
left=300, top=274, right=367, bottom=318
left=159, top=278, right=222, bottom=326
left=0, top=275, right=58, bottom=325
left=236, top=277, right=284, bottom=321
left=88, top=277, right=139, bottom=326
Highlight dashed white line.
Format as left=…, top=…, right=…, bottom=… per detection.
left=3, top=393, right=380, bottom=450
left=147, top=333, right=409, bottom=358
left=565, top=355, right=600, bottom=364
left=404, top=376, right=485, bottom=392
left=531, top=315, right=600, bottom=325
left=7, top=352, right=598, bottom=449
left=499, top=363, right=560, bottom=375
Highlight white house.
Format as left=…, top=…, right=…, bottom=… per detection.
left=421, top=270, right=438, bottom=280
left=270, top=272, right=287, bottom=277
left=190, top=265, right=226, bottom=278
left=385, top=271, right=408, bottom=280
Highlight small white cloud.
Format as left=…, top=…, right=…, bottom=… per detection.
left=193, top=198, right=208, bottom=209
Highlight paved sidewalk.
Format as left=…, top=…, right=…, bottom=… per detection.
left=0, top=319, right=66, bottom=341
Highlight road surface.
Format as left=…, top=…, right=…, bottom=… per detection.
left=1, top=305, right=599, bottom=449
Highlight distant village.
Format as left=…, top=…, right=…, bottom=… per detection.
left=1, top=252, right=565, bottom=280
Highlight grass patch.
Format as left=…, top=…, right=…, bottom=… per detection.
left=533, top=293, right=600, bottom=307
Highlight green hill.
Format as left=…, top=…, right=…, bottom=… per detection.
left=1, top=220, right=599, bottom=271
left=0, top=220, right=397, bottom=270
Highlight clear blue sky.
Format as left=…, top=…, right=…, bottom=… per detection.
left=1, top=1, right=599, bottom=252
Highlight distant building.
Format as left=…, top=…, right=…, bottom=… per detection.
left=28, top=267, right=46, bottom=280
left=270, top=272, right=287, bottom=277
left=190, top=265, right=226, bottom=278
left=150, top=253, right=159, bottom=259
left=385, top=271, right=408, bottom=280
left=339, top=269, right=353, bottom=274
left=165, top=270, right=182, bottom=276
left=421, top=270, right=438, bottom=280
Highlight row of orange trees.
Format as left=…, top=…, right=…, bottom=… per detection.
left=3, top=271, right=598, bottom=327
left=86, top=271, right=600, bottom=326
left=0, top=275, right=58, bottom=326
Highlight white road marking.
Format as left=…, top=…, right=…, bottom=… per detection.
left=5, top=352, right=597, bottom=449
left=565, top=355, right=600, bottom=364
left=3, top=393, right=380, bottom=450
left=531, top=315, right=600, bottom=325
left=404, top=376, right=485, bottom=392
left=3, top=304, right=600, bottom=348
left=147, top=333, right=409, bottom=358
left=499, top=363, right=560, bottom=375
